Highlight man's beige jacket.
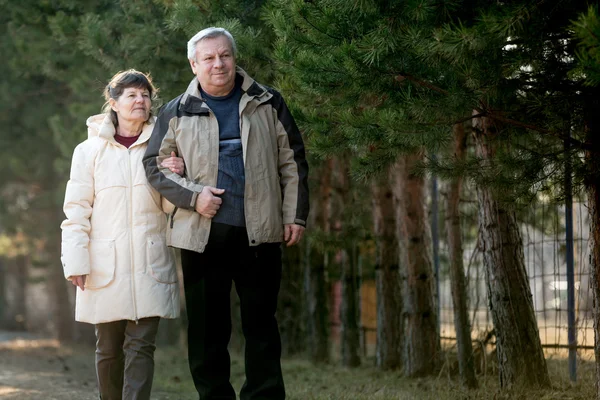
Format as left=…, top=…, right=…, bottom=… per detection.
left=143, top=68, right=309, bottom=253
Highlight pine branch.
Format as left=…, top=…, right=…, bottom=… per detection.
left=393, top=72, right=590, bottom=151
left=395, top=73, right=449, bottom=95
left=449, top=113, right=485, bottom=125
left=481, top=111, right=589, bottom=151
left=299, top=10, right=343, bottom=42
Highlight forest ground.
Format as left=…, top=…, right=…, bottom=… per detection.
left=0, top=330, right=596, bottom=400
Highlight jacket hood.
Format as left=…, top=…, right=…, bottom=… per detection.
left=85, top=113, right=156, bottom=145
left=86, top=114, right=108, bottom=139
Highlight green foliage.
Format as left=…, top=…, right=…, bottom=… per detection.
left=0, top=0, right=282, bottom=242
left=267, top=0, right=598, bottom=208
left=572, top=6, right=600, bottom=86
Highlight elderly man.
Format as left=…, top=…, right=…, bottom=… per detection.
left=143, top=27, right=309, bottom=399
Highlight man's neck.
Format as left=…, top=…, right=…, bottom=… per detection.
left=202, top=83, right=235, bottom=98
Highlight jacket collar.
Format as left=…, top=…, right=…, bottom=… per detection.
left=179, top=67, right=272, bottom=114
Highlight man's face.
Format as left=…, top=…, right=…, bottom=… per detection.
left=189, top=35, right=236, bottom=97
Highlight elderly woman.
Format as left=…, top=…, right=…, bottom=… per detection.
left=60, top=69, right=182, bottom=400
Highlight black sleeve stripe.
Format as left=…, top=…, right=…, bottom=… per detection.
left=270, top=90, right=310, bottom=224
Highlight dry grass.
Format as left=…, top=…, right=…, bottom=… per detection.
left=0, top=335, right=595, bottom=399
left=152, top=347, right=596, bottom=400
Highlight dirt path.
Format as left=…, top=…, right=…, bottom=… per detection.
left=0, top=332, right=97, bottom=400
left=0, top=331, right=189, bottom=399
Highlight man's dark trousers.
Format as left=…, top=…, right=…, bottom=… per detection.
left=181, top=222, right=285, bottom=400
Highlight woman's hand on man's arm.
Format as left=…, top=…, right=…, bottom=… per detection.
left=160, top=151, right=185, bottom=176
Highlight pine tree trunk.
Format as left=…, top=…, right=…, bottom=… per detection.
left=4, top=255, right=28, bottom=330
left=305, top=160, right=331, bottom=363
left=583, top=86, right=600, bottom=400
left=589, top=181, right=600, bottom=400
left=305, top=248, right=329, bottom=363
left=48, top=231, right=76, bottom=342
left=473, top=114, right=550, bottom=388
left=446, top=123, right=477, bottom=388
left=337, top=158, right=361, bottom=367
left=47, top=201, right=81, bottom=342
left=0, top=257, right=5, bottom=327
left=340, top=246, right=361, bottom=367
left=372, top=176, right=403, bottom=370
left=278, top=244, right=305, bottom=357
left=395, top=153, right=439, bottom=377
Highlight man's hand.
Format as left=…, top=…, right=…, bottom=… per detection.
left=284, top=224, right=305, bottom=247
left=161, top=151, right=185, bottom=176
left=195, top=186, right=225, bottom=218
left=71, top=275, right=86, bottom=291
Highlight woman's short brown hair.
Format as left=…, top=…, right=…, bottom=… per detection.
left=102, top=69, right=159, bottom=126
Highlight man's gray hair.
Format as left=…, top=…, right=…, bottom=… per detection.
left=187, top=27, right=237, bottom=61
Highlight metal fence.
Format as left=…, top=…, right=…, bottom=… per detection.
left=439, top=200, right=592, bottom=335
left=328, top=173, right=592, bottom=380
left=435, top=181, right=592, bottom=381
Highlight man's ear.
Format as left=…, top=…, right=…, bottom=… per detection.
left=189, top=58, right=197, bottom=74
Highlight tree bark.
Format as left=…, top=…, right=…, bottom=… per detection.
left=394, top=154, right=440, bottom=377
left=49, top=235, right=76, bottom=341
left=589, top=178, right=600, bottom=400
left=583, top=86, right=600, bottom=399
left=305, top=159, right=331, bottom=363
left=278, top=244, right=305, bottom=357
left=473, top=114, right=550, bottom=388
left=0, top=257, right=5, bottom=327
left=340, top=244, right=361, bottom=367
left=446, top=123, right=478, bottom=388
left=372, top=175, right=403, bottom=370
left=4, top=255, right=28, bottom=330
left=336, top=158, right=361, bottom=367
left=305, top=246, right=329, bottom=363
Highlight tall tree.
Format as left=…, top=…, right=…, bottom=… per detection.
left=372, top=174, right=403, bottom=370
left=278, top=245, right=306, bottom=356
left=473, top=116, right=549, bottom=387
left=572, top=6, right=600, bottom=398
left=412, top=1, right=600, bottom=387
left=267, top=0, right=446, bottom=374
left=395, top=153, right=439, bottom=377
left=445, top=123, right=477, bottom=388
left=335, top=158, right=361, bottom=367
left=0, top=0, right=84, bottom=341
left=267, top=0, right=600, bottom=387
left=3, top=255, right=28, bottom=331
left=304, top=160, right=332, bottom=363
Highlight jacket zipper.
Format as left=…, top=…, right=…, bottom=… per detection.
left=126, top=148, right=139, bottom=323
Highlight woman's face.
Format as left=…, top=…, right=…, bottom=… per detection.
left=109, top=86, right=151, bottom=124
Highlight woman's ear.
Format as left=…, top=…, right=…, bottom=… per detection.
left=108, top=98, right=118, bottom=112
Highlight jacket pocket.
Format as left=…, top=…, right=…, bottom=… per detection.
left=146, top=236, right=177, bottom=283
left=85, top=239, right=116, bottom=289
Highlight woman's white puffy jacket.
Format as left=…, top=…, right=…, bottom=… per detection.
left=61, top=114, right=180, bottom=324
